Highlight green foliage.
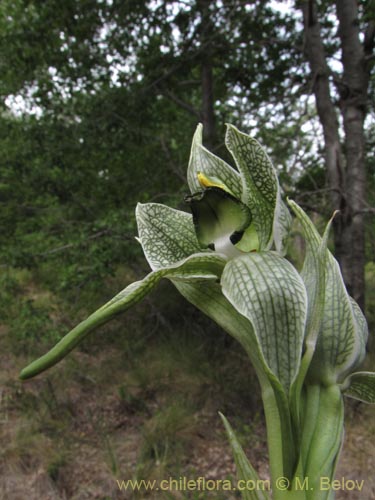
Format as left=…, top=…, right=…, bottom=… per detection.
left=0, top=268, right=61, bottom=354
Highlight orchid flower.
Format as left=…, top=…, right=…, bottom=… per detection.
left=20, top=124, right=374, bottom=500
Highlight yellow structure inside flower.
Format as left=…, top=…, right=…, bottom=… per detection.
left=197, top=172, right=234, bottom=195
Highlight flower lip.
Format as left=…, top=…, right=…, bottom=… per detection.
left=185, top=186, right=252, bottom=252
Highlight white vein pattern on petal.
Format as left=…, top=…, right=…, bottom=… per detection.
left=349, top=298, right=368, bottom=366
left=226, top=126, right=278, bottom=203
left=290, top=201, right=366, bottom=381
left=273, top=192, right=292, bottom=254
left=187, top=124, right=242, bottom=197
left=136, top=203, right=201, bottom=270
left=101, top=253, right=226, bottom=311
left=316, top=257, right=362, bottom=379
left=222, top=253, right=306, bottom=390
left=344, top=373, right=375, bottom=403
left=289, top=200, right=327, bottom=337
left=225, top=126, right=278, bottom=248
left=173, top=280, right=261, bottom=362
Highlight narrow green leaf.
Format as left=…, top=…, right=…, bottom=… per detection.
left=20, top=253, right=225, bottom=380
left=288, top=201, right=368, bottom=385
left=308, top=253, right=367, bottom=385
left=136, top=202, right=201, bottom=270
left=273, top=191, right=292, bottom=255
left=221, top=252, right=307, bottom=392
left=288, top=201, right=333, bottom=448
left=225, top=124, right=278, bottom=249
left=302, top=384, right=344, bottom=499
left=342, top=372, right=375, bottom=404
left=187, top=123, right=242, bottom=198
left=219, top=413, right=270, bottom=500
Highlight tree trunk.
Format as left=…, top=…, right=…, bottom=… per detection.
left=197, top=0, right=216, bottom=149
left=201, top=60, right=216, bottom=149
left=335, top=0, right=368, bottom=310
left=301, top=0, right=373, bottom=310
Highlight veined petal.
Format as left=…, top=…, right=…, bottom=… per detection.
left=136, top=202, right=201, bottom=270
left=175, top=267, right=303, bottom=479
left=221, top=252, right=307, bottom=392
left=273, top=190, right=292, bottom=255
left=342, top=372, right=375, bottom=404
left=20, top=252, right=226, bottom=380
left=187, top=124, right=242, bottom=198
left=225, top=124, right=278, bottom=250
left=289, top=201, right=368, bottom=385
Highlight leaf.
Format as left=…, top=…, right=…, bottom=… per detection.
left=225, top=124, right=278, bottom=249
left=187, top=124, right=242, bottom=198
left=19, top=253, right=226, bottom=380
left=288, top=201, right=368, bottom=385
left=221, top=252, right=307, bottom=392
left=219, top=413, right=270, bottom=500
left=342, top=372, right=375, bottom=404
left=202, top=251, right=307, bottom=479
left=302, top=384, right=344, bottom=498
left=349, top=297, right=368, bottom=367
left=273, top=190, right=292, bottom=255
left=288, top=200, right=325, bottom=342
left=136, top=202, right=201, bottom=271
left=288, top=201, right=333, bottom=440
left=173, top=280, right=262, bottom=366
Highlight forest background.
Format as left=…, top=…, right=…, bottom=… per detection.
left=0, top=1, right=374, bottom=499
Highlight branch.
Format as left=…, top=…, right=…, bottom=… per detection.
left=300, top=0, right=344, bottom=211
left=357, top=207, right=375, bottom=214
left=36, top=229, right=118, bottom=257
left=160, top=89, right=200, bottom=118
left=159, top=136, right=186, bottom=182
left=295, top=187, right=344, bottom=200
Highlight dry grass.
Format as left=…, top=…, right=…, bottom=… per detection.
left=0, top=317, right=374, bottom=500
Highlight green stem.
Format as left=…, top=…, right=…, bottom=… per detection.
left=260, top=383, right=306, bottom=500
left=300, top=385, right=320, bottom=462
left=262, top=383, right=344, bottom=500
left=301, top=384, right=344, bottom=500
left=261, top=383, right=284, bottom=491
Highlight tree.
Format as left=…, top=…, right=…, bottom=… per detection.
left=300, top=0, right=375, bottom=310
left=2, top=0, right=373, bottom=312
left=0, top=0, right=302, bottom=272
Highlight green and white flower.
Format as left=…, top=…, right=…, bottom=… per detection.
left=20, top=124, right=374, bottom=500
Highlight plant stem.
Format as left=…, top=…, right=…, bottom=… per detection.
left=300, top=384, right=344, bottom=500
left=261, top=383, right=306, bottom=500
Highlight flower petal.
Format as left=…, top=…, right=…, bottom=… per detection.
left=225, top=124, right=278, bottom=250
left=187, top=124, right=242, bottom=198
left=20, top=252, right=226, bottom=380
left=221, top=252, right=307, bottom=392
left=289, top=201, right=368, bottom=385
left=136, top=202, right=201, bottom=270
left=342, top=371, right=375, bottom=404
